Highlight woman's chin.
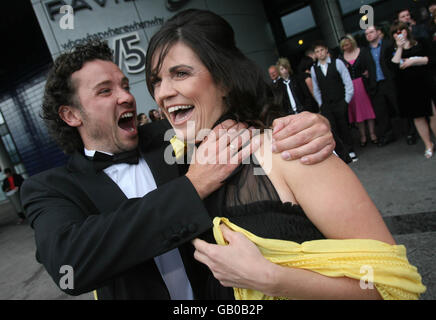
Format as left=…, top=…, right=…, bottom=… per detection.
left=172, top=120, right=217, bottom=144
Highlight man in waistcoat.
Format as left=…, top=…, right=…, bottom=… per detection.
left=311, top=41, right=357, bottom=162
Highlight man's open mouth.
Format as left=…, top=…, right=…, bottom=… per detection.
left=118, top=112, right=136, bottom=132
left=168, top=105, right=195, bottom=125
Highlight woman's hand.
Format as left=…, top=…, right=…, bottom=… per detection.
left=192, top=224, right=278, bottom=295
left=400, top=58, right=413, bottom=69
left=391, top=39, right=404, bottom=64
left=400, top=57, right=429, bottom=69
left=271, top=112, right=335, bottom=165
left=395, top=35, right=406, bottom=49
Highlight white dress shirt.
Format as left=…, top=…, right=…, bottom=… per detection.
left=85, top=148, right=194, bottom=300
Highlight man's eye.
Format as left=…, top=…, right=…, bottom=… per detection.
left=124, top=86, right=130, bottom=92
left=99, top=88, right=111, bottom=95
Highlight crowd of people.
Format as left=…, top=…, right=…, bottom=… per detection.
left=268, top=2, right=436, bottom=161
left=136, top=108, right=166, bottom=126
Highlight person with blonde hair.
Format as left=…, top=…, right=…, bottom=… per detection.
left=340, top=34, right=378, bottom=147
left=275, top=57, right=309, bottom=115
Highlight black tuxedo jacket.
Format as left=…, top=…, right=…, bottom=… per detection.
left=275, top=76, right=311, bottom=115
left=20, top=120, right=213, bottom=299
left=360, top=38, right=397, bottom=97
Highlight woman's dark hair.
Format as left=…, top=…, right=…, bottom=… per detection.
left=148, top=109, right=161, bottom=122
left=145, top=9, right=283, bottom=128
left=42, top=41, right=113, bottom=154
left=298, top=56, right=315, bottom=74
left=390, top=22, right=417, bottom=46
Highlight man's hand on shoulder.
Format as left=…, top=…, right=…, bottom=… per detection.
left=271, top=112, right=335, bottom=165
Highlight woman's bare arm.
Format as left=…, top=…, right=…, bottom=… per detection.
left=192, top=134, right=395, bottom=300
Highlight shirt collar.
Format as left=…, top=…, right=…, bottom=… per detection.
left=371, top=39, right=383, bottom=49
left=317, top=56, right=331, bottom=67
left=84, top=148, right=113, bottom=158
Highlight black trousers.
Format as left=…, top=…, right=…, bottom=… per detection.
left=371, top=80, right=398, bottom=140
left=321, top=100, right=353, bottom=154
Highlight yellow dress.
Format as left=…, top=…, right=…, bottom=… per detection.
left=213, top=217, right=427, bottom=300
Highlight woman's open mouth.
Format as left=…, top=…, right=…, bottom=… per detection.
left=168, top=105, right=195, bottom=125
left=118, top=111, right=137, bottom=134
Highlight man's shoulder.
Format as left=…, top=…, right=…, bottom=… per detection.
left=335, top=58, right=346, bottom=67
left=381, top=38, right=394, bottom=50
left=22, top=166, right=69, bottom=188
left=360, top=45, right=371, bottom=53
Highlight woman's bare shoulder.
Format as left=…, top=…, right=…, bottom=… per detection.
left=253, top=132, right=306, bottom=204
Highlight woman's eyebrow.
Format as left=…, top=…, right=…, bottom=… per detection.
left=169, top=65, right=194, bottom=73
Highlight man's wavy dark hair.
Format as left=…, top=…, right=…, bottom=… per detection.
left=42, top=41, right=113, bottom=154
left=145, top=9, right=284, bottom=129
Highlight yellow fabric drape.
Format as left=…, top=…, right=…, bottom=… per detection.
left=212, top=217, right=426, bottom=300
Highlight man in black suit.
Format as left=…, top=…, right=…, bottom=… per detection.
left=268, top=65, right=283, bottom=99
left=362, top=26, right=400, bottom=146
left=21, top=41, right=335, bottom=299
left=275, top=57, right=311, bottom=115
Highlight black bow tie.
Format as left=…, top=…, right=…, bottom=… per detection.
left=91, top=149, right=140, bottom=171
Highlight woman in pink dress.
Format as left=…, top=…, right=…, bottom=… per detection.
left=340, top=35, right=378, bottom=147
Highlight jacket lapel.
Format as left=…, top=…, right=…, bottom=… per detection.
left=67, top=152, right=172, bottom=299
left=141, top=143, right=180, bottom=187
left=380, top=39, right=387, bottom=62
left=138, top=120, right=180, bottom=187
left=67, top=152, right=127, bottom=214
left=65, top=118, right=181, bottom=214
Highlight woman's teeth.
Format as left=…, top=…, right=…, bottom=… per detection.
left=168, top=105, right=194, bottom=113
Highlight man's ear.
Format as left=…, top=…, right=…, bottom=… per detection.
left=58, top=105, right=82, bottom=127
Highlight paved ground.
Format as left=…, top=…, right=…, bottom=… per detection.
left=0, top=125, right=434, bottom=300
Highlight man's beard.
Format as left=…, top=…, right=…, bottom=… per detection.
left=79, top=108, right=108, bottom=142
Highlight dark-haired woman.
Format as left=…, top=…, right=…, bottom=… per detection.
left=391, top=22, right=436, bottom=158
left=145, top=9, right=424, bottom=300
left=148, top=108, right=162, bottom=122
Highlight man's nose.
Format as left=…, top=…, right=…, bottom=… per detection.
left=117, top=87, right=135, bottom=106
